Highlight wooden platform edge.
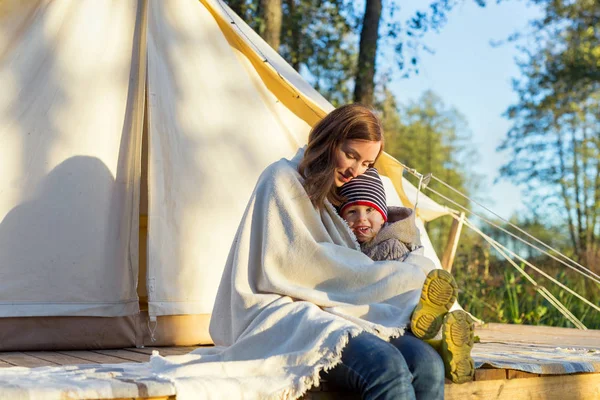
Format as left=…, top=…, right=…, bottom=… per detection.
left=445, top=372, right=600, bottom=400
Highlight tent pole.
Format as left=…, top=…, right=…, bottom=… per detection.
left=441, top=212, right=465, bottom=272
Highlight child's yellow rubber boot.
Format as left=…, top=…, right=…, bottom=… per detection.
left=441, top=310, right=475, bottom=383
left=410, top=269, right=458, bottom=340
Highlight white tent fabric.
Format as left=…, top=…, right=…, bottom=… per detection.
left=0, top=0, right=451, bottom=328
left=146, top=0, right=314, bottom=318
left=0, top=0, right=144, bottom=317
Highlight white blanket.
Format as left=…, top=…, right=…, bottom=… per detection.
left=0, top=148, right=436, bottom=400
left=150, top=148, right=437, bottom=399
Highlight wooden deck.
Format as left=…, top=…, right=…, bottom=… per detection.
left=0, top=324, right=599, bottom=399
left=0, top=346, right=202, bottom=368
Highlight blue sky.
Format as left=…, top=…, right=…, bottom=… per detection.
left=383, top=0, right=543, bottom=218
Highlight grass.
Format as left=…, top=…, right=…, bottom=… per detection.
left=452, top=249, right=600, bottom=330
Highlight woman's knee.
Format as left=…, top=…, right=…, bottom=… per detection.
left=420, top=346, right=445, bottom=381
left=391, top=334, right=444, bottom=381
left=338, top=333, right=413, bottom=386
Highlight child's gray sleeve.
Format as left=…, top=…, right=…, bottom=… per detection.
left=366, top=238, right=412, bottom=261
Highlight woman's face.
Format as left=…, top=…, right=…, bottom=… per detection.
left=333, top=139, right=382, bottom=187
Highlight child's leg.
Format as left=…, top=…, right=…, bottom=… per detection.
left=439, top=310, right=475, bottom=383
left=410, top=269, right=457, bottom=340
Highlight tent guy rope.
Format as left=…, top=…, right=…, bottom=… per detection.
left=400, top=164, right=600, bottom=286
left=400, top=163, right=599, bottom=328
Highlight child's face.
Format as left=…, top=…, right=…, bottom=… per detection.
left=341, top=204, right=385, bottom=243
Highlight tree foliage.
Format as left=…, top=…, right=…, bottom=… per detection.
left=227, top=0, right=357, bottom=106
left=354, top=0, right=492, bottom=105
left=378, top=89, right=481, bottom=253
left=498, top=0, right=600, bottom=270
left=226, top=0, right=488, bottom=106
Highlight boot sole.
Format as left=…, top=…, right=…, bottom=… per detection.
left=441, top=310, right=475, bottom=384
left=410, top=269, right=458, bottom=340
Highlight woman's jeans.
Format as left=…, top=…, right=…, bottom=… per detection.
left=321, top=332, right=445, bottom=400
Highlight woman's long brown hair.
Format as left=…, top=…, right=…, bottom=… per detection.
left=298, top=104, right=384, bottom=209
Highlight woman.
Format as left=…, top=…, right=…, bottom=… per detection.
left=205, top=104, right=444, bottom=399
left=299, top=104, right=445, bottom=399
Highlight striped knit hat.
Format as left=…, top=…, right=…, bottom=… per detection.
left=338, top=167, right=388, bottom=222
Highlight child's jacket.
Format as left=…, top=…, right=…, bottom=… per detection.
left=361, top=206, right=423, bottom=261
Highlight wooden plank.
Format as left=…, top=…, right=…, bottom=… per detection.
left=507, top=369, right=540, bottom=379
left=476, top=323, right=600, bottom=349
left=23, top=351, right=98, bottom=366
left=126, top=346, right=202, bottom=356
left=56, top=350, right=131, bottom=364
left=479, top=323, right=600, bottom=339
left=445, top=372, right=600, bottom=400
left=140, top=215, right=148, bottom=229
left=475, top=368, right=507, bottom=381
left=92, top=349, right=150, bottom=363
left=125, top=347, right=192, bottom=356
left=168, top=346, right=204, bottom=353
left=0, top=352, right=58, bottom=368
left=122, top=347, right=154, bottom=355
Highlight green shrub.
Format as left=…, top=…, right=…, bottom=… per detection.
left=452, top=246, right=600, bottom=329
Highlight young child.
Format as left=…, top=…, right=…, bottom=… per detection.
left=338, top=167, right=475, bottom=384
left=337, top=167, right=423, bottom=261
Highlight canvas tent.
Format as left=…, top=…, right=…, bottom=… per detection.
left=0, top=0, right=451, bottom=351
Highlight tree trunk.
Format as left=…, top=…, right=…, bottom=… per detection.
left=556, top=126, right=578, bottom=250
left=570, top=116, right=585, bottom=259
left=580, top=113, right=594, bottom=268
left=259, top=0, right=282, bottom=51
left=354, top=0, right=382, bottom=106
left=590, top=142, right=600, bottom=271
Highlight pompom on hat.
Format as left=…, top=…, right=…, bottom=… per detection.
left=338, top=167, right=388, bottom=222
